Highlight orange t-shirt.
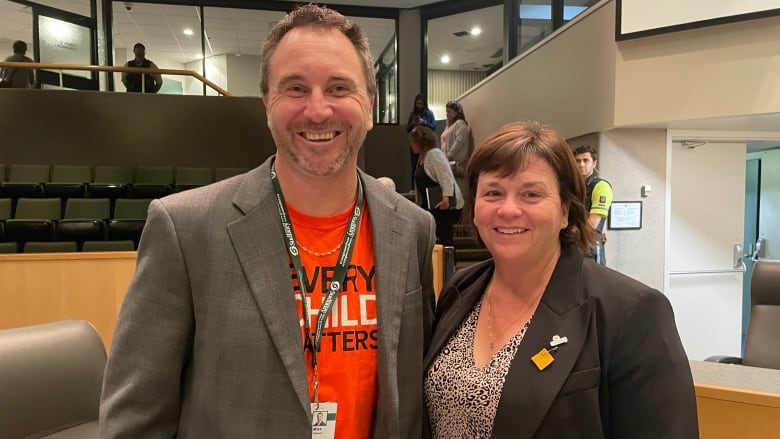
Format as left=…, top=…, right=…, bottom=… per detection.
left=288, top=201, right=377, bottom=439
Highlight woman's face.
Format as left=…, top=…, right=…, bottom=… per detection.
left=415, top=99, right=425, bottom=111
left=445, top=107, right=456, bottom=123
left=473, top=157, right=569, bottom=264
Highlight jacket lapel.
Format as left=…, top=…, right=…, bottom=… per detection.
left=363, top=175, right=411, bottom=424
left=226, top=160, right=311, bottom=416
left=491, top=247, right=594, bottom=438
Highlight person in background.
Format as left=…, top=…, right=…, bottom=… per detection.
left=406, top=94, right=437, bottom=186
left=100, top=4, right=436, bottom=438
left=0, top=40, right=35, bottom=89
left=410, top=125, right=463, bottom=247
left=122, top=43, right=163, bottom=93
left=377, top=176, right=397, bottom=191
left=406, top=93, right=436, bottom=133
left=425, top=121, right=698, bottom=438
left=573, top=144, right=612, bottom=265
left=440, top=101, right=471, bottom=194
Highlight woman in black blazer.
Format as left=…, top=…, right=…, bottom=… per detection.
left=424, top=121, right=698, bottom=438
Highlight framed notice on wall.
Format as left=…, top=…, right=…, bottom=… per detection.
left=608, top=201, right=642, bottom=230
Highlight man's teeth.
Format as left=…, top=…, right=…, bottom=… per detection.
left=304, top=132, right=336, bottom=141
left=497, top=228, right=526, bottom=234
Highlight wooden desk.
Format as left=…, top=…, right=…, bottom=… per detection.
left=690, top=360, right=780, bottom=439
left=0, top=252, right=136, bottom=351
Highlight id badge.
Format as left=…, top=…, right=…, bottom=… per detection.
left=311, top=402, right=337, bottom=438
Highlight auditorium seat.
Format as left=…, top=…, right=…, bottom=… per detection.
left=131, top=166, right=173, bottom=199
left=215, top=167, right=249, bottom=181
left=4, top=198, right=61, bottom=245
left=175, top=166, right=213, bottom=192
left=0, top=242, right=16, bottom=253
left=0, top=198, right=10, bottom=243
left=44, top=165, right=91, bottom=200
left=0, top=320, right=105, bottom=438
left=82, top=240, right=135, bottom=252
left=57, top=198, right=110, bottom=248
left=88, top=165, right=132, bottom=200
left=108, top=198, right=153, bottom=248
left=0, top=164, right=48, bottom=200
left=706, top=259, right=780, bottom=369
left=23, top=241, right=79, bottom=253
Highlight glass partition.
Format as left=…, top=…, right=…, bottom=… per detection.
left=112, top=2, right=203, bottom=94
left=426, top=5, right=502, bottom=119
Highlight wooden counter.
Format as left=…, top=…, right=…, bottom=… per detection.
left=0, top=247, right=448, bottom=351
left=0, top=251, right=136, bottom=350
left=691, top=360, right=780, bottom=439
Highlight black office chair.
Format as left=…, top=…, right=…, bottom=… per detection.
left=706, top=259, right=780, bottom=369
left=0, top=320, right=105, bottom=438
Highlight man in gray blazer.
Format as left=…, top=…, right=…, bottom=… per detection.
left=99, top=4, right=436, bottom=438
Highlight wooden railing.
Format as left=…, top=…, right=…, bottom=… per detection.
left=0, top=61, right=231, bottom=96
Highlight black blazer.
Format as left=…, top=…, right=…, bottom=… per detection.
left=424, top=246, right=699, bottom=439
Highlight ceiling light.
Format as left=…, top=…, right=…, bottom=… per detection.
left=195, top=53, right=203, bottom=60
left=441, top=55, right=450, bottom=64
left=183, top=28, right=194, bottom=36
left=470, top=26, right=482, bottom=36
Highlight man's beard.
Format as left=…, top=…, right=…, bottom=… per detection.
left=271, top=122, right=367, bottom=177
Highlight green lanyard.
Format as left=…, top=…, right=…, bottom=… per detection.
left=270, top=159, right=364, bottom=391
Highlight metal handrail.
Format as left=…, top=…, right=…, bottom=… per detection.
left=669, top=267, right=747, bottom=276
left=0, top=61, right=231, bottom=96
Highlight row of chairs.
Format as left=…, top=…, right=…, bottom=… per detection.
left=0, top=164, right=248, bottom=201
left=0, top=198, right=151, bottom=252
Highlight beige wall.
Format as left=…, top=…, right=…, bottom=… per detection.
left=614, top=13, right=780, bottom=127
left=598, top=128, right=668, bottom=289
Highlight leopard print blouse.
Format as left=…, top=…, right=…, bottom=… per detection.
left=424, top=298, right=530, bottom=438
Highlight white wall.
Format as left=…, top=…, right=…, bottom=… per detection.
left=225, top=54, right=262, bottom=97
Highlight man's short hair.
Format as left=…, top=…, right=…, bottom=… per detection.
left=12, top=40, right=27, bottom=54
left=573, top=144, right=598, bottom=161
left=133, top=43, right=145, bottom=50
left=260, top=4, right=376, bottom=98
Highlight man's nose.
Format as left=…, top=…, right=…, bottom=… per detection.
left=303, top=89, right=334, bottom=123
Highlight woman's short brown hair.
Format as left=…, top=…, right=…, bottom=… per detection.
left=409, top=126, right=438, bottom=152
left=464, top=121, right=596, bottom=253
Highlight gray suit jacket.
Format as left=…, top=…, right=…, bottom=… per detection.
left=425, top=246, right=699, bottom=439
left=100, top=157, right=437, bottom=438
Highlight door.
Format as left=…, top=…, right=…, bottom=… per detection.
left=757, top=148, right=780, bottom=260
left=34, top=5, right=98, bottom=90
left=667, top=141, right=746, bottom=360
left=742, top=159, right=760, bottom=349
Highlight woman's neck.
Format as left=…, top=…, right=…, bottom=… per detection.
left=490, top=248, right=559, bottom=302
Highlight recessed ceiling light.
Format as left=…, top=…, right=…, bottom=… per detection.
left=183, top=28, right=194, bottom=36
left=195, top=53, right=203, bottom=59
left=441, top=55, right=450, bottom=64
left=470, top=26, right=482, bottom=36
